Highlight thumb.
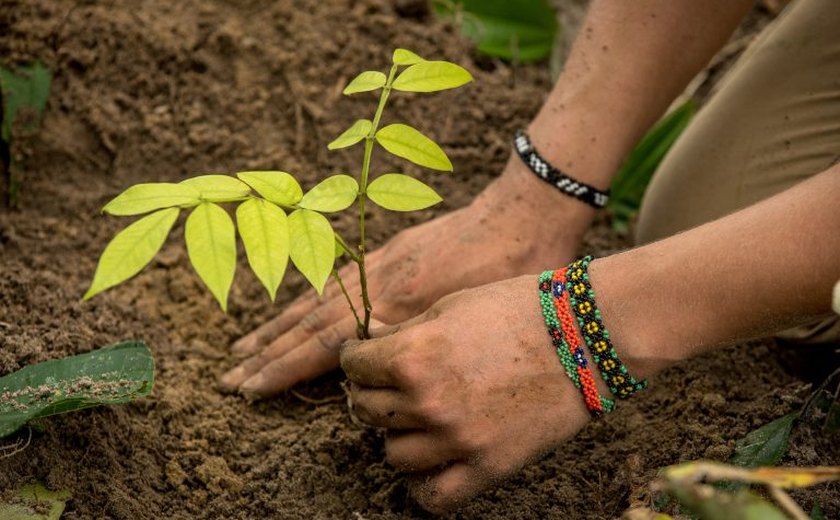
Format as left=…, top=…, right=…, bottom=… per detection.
left=340, top=319, right=399, bottom=353
left=369, top=319, right=400, bottom=338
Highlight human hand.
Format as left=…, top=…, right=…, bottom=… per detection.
left=220, top=160, right=594, bottom=396
left=341, top=276, right=592, bottom=513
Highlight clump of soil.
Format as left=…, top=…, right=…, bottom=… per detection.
left=0, top=1, right=837, bottom=519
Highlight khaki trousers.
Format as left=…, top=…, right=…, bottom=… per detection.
left=636, top=0, right=840, bottom=343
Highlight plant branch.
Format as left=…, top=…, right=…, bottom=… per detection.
left=334, top=233, right=361, bottom=264
left=332, top=269, right=363, bottom=336
left=356, top=63, right=399, bottom=338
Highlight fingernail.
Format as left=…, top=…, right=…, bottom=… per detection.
left=220, top=367, right=245, bottom=388
left=240, top=373, right=266, bottom=394
left=231, top=338, right=254, bottom=355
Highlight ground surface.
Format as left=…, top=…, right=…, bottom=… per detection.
left=0, top=1, right=838, bottom=518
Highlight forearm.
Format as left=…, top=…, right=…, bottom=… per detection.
left=530, top=0, right=754, bottom=187
left=474, top=1, right=754, bottom=254
left=591, top=167, right=840, bottom=377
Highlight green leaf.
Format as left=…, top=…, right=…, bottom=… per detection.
left=392, top=61, right=473, bottom=93
left=102, top=183, right=200, bottom=216
left=0, top=62, right=50, bottom=206
left=609, top=100, right=696, bottom=232
left=730, top=412, right=798, bottom=468
left=433, top=0, right=558, bottom=62
left=343, top=71, right=387, bottom=95
left=367, top=173, right=442, bottom=211
left=334, top=237, right=345, bottom=258
left=185, top=202, right=236, bottom=311
left=0, top=62, right=51, bottom=143
left=299, top=175, right=359, bottom=213
left=327, top=119, right=372, bottom=150
left=811, top=503, right=826, bottom=520
left=392, top=48, right=425, bottom=65
left=288, top=209, right=335, bottom=294
left=84, top=208, right=179, bottom=299
left=236, top=199, right=289, bottom=301
left=236, top=170, right=303, bottom=206
left=0, top=341, right=155, bottom=438
left=376, top=123, right=452, bottom=171
left=832, top=280, right=840, bottom=315
left=180, top=174, right=251, bottom=202
left=0, top=483, right=71, bottom=520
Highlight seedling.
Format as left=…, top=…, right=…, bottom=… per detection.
left=0, top=62, right=51, bottom=206
left=84, top=48, right=472, bottom=339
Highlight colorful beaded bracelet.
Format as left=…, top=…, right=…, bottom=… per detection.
left=552, top=269, right=614, bottom=415
left=566, top=256, right=648, bottom=398
left=539, top=271, right=614, bottom=417
left=513, top=130, right=610, bottom=209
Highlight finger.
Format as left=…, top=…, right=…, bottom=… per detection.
left=351, top=386, right=423, bottom=429
left=340, top=333, right=401, bottom=388
left=237, top=315, right=360, bottom=396
left=221, top=296, right=357, bottom=389
left=231, top=293, right=320, bottom=355
left=385, top=430, right=462, bottom=472
left=231, top=267, right=361, bottom=356
left=410, top=462, right=486, bottom=514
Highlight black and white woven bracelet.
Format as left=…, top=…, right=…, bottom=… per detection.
left=513, top=130, right=609, bottom=208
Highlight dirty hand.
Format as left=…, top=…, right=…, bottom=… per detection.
left=220, top=162, right=592, bottom=396
left=341, top=276, right=592, bottom=513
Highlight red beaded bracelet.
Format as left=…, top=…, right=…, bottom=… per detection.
left=553, top=268, right=614, bottom=415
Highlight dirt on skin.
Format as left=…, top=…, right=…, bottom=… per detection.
left=0, top=1, right=838, bottom=518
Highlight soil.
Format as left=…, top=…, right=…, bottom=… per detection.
left=0, top=1, right=838, bottom=519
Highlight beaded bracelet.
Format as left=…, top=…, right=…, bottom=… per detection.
left=514, top=130, right=610, bottom=209
left=566, top=256, right=648, bottom=398
left=539, top=271, right=614, bottom=417
left=552, top=269, right=615, bottom=415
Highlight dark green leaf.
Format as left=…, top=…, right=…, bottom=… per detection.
left=608, top=100, right=696, bottom=232
left=0, top=342, right=155, bottom=438
left=0, top=62, right=51, bottom=143
left=811, top=503, right=825, bottom=520
left=433, top=0, right=558, bottom=62
left=730, top=412, right=798, bottom=468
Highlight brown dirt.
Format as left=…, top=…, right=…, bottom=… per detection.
left=0, top=1, right=838, bottom=518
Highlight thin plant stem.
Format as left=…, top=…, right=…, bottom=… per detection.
left=332, top=269, right=363, bottom=336
left=334, top=233, right=361, bottom=264
left=356, top=63, right=399, bottom=338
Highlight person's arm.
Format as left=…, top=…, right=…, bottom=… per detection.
left=341, top=167, right=840, bottom=513
left=222, top=0, right=754, bottom=396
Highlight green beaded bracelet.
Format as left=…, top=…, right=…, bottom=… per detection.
left=566, top=256, right=648, bottom=399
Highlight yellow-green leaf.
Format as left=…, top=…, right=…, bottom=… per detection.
left=299, top=175, right=359, bottom=213
left=327, top=119, right=372, bottom=150
left=393, top=48, right=425, bottom=65
left=367, top=174, right=442, bottom=211
left=288, top=209, right=334, bottom=294
left=180, top=175, right=251, bottom=202
left=334, top=237, right=345, bottom=258
left=392, top=61, right=473, bottom=93
left=833, top=280, right=840, bottom=315
left=185, top=202, right=236, bottom=311
left=102, top=183, right=200, bottom=216
left=236, top=171, right=303, bottom=206
left=84, top=208, right=179, bottom=299
left=375, top=123, right=453, bottom=171
left=343, top=71, right=387, bottom=95
left=236, top=199, right=289, bottom=301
